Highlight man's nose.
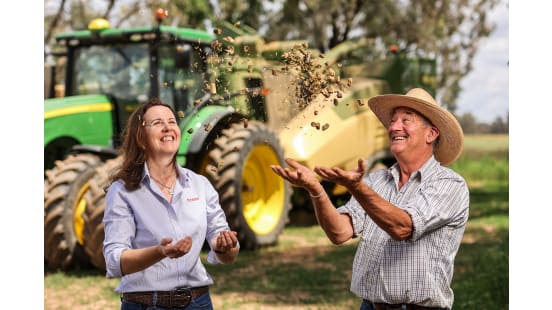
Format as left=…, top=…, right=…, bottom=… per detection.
left=388, top=119, right=401, bottom=131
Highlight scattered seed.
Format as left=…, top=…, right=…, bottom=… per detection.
left=357, top=99, right=364, bottom=106
left=322, top=123, right=329, bottom=131
left=177, top=111, right=185, bottom=119
left=310, top=122, right=320, bottom=130
left=213, top=28, right=222, bottom=35
left=243, top=118, right=249, bottom=128
left=187, top=128, right=194, bottom=134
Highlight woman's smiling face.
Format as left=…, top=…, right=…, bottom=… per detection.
left=142, top=105, right=181, bottom=159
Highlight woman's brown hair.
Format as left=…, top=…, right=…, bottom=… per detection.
left=111, top=98, right=179, bottom=191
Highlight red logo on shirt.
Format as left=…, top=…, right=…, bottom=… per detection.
left=187, top=197, right=199, bottom=202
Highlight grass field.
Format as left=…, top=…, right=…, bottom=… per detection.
left=44, top=134, right=509, bottom=309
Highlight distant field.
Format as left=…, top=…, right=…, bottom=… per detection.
left=458, top=134, right=508, bottom=160
left=44, top=134, right=509, bottom=310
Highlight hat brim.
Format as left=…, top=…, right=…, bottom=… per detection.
left=368, top=94, right=464, bottom=166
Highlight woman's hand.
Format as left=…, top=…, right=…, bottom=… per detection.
left=270, top=158, right=323, bottom=195
left=212, top=231, right=239, bottom=264
left=158, top=237, right=192, bottom=259
left=214, top=230, right=238, bottom=253
left=314, top=158, right=366, bottom=190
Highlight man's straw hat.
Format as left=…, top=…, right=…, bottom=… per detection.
left=368, top=88, right=464, bottom=166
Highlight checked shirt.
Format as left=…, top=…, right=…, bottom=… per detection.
left=337, top=156, right=469, bottom=309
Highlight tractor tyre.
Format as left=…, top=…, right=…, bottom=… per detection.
left=44, top=153, right=102, bottom=270
left=206, top=121, right=292, bottom=249
left=82, top=157, right=123, bottom=271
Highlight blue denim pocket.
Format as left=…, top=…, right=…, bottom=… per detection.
left=188, top=292, right=213, bottom=309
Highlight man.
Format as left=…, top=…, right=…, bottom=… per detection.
left=271, top=88, right=469, bottom=310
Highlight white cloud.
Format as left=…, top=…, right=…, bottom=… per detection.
left=456, top=0, right=509, bottom=123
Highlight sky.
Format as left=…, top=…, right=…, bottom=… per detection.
left=455, top=0, right=509, bottom=123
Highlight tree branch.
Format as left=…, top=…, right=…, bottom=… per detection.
left=114, top=1, right=142, bottom=28
left=103, top=0, right=116, bottom=19
left=45, top=0, right=67, bottom=44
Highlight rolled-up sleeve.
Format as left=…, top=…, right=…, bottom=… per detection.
left=337, top=174, right=377, bottom=237
left=103, top=182, right=136, bottom=278
left=202, top=177, right=239, bottom=264
left=337, top=199, right=366, bottom=238
left=402, top=177, right=469, bottom=241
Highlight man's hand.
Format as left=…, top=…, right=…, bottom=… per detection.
left=158, top=237, right=192, bottom=259
left=314, top=158, right=366, bottom=190
left=270, top=158, right=323, bottom=195
left=214, top=230, right=238, bottom=253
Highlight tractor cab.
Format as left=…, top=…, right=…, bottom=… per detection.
left=49, top=15, right=214, bottom=148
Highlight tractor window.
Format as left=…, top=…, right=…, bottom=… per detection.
left=72, top=43, right=149, bottom=100
left=158, top=43, right=206, bottom=114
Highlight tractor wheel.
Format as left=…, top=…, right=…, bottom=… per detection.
left=82, top=157, right=123, bottom=271
left=44, top=153, right=102, bottom=270
left=206, top=121, right=292, bottom=249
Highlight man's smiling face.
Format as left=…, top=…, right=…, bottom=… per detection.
left=387, top=107, right=437, bottom=160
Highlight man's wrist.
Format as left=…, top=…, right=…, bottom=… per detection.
left=346, top=181, right=363, bottom=193
left=307, top=184, right=325, bottom=198
left=308, top=190, right=325, bottom=198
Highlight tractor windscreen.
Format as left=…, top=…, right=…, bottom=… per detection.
left=71, top=43, right=150, bottom=101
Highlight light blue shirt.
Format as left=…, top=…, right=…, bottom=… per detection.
left=103, top=163, right=238, bottom=293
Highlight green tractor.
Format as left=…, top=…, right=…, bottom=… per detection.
left=44, top=16, right=291, bottom=270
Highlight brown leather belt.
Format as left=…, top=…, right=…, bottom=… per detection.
left=373, top=302, right=445, bottom=310
left=122, top=286, right=209, bottom=308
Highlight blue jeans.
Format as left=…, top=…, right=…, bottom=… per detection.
left=121, top=292, right=213, bottom=310
left=360, top=300, right=376, bottom=310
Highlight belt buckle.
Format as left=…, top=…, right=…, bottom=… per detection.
left=173, top=287, right=192, bottom=308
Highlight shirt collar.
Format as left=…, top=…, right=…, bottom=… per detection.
left=141, top=162, right=190, bottom=188
left=388, top=155, right=440, bottom=184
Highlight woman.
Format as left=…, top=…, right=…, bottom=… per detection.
left=103, top=98, right=239, bottom=310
